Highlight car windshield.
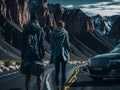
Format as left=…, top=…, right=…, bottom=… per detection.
left=110, top=44, right=120, bottom=53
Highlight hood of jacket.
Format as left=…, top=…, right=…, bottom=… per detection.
left=53, top=27, right=66, bottom=37
left=27, top=20, right=40, bottom=34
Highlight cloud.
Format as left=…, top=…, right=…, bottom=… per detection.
left=78, top=1, right=120, bottom=16
left=112, top=0, right=120, bottom=2
left=60, top=0, right=120, bottom=16
left=62, top=5, right=74, bottom=8
left=81, top=8, right=120, bottom=16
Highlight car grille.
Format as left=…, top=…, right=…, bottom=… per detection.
left=91, top=59, right=109, bottom=67
left=90, top=69, right=110, bottom=75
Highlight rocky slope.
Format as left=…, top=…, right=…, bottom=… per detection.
left=0, top=0, right=30, bottom=26
left=92, top=14, right=120, bottom=44
left=0, top=0, right=115, bottom=62
left=92, top=14, right=120, bottom=36
left=0, top=13, right=22, bottom=50
left=48, top=3, right=114, bottom=53
left=109, top=16, right=120, bottom=40
left=0, top=13, right=21, bottom=60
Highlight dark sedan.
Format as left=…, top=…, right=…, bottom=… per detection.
left=87, top=44, right=120, bottom=81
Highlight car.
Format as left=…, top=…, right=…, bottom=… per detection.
left=87, top=44, right=120, bottom=81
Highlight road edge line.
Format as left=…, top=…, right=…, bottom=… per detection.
left=65, top=66, right=80, bottom=90
left=0, top=71, right=19, bottom=78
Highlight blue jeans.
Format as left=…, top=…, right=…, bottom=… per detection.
left=55, top=55, right=67, bottom=85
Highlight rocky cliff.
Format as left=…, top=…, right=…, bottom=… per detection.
left=109, top=16, right=120, bottom=39
left=0, top=0, right=30, bottom=26
left=29, top=2, right=94, bottom=36
left=92, top=15, right=120, bottom=45
left=49, top=4, right=114, bottom=53
left=48, top=4, right=95, bottom=36
left=0, top=0, right=115, bottom=60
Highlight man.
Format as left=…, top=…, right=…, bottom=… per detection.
left=21, top=13, right=45, bottom=90
left=50, top=20, right=70, bottom=90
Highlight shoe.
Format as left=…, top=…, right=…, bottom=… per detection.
left=37, top=86, right=41, bottom=90
left=61, top=85, right=65, bottom=90
left=25, top=84, right=30, bottom=90
left=56, top=85, right=61, bottom=90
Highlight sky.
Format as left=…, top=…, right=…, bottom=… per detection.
left=47, top=0, right=120, bottom=16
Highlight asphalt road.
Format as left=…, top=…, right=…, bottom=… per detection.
left=0, top=64, right=120, bottom=90
left=68, top=66, right=120, bottom=90
left=0, top=64, right=79, bottom=90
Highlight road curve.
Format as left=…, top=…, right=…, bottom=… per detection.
left=0, top=64, right=79, bottom=90
left=0, top=64, right=120, bottom=90
left=69, top=66, right=120, bottom=90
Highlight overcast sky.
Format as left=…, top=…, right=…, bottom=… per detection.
left=47, top=0, right=120, bottom=16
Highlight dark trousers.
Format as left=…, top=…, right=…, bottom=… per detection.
left=55, top=55, right=67, bottom=86
left=25, top=74, right=42, bottom=90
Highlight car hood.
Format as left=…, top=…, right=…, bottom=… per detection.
left=93, top=53, right=120, bottom=60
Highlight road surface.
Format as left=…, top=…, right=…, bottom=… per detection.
left=0, top=64, right=120, bottom=90
left=68, top=66, right=120, bottom=90
left=0, top=64, right=78, bottom=90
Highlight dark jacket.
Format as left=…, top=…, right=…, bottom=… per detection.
left=21, top=20, right=45, bottom=60
left=50, top=27, right=70, bottom=64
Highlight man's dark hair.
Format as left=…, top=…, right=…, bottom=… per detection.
left=57, top=20, right=65, bottom=28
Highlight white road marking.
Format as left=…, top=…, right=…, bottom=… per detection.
left=0, top=71, right=19, bottom=78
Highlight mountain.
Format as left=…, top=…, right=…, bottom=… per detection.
left=109, top=16, right=120, bottom=40
left=45, top=3, right=114, bottom=53
left=0, top=13, right=22, bottom=60
left=0, top=0, right=115, bottom=61
left=92, top=14, right=120, bottom=44
left=0, top=0, right=30, bottom=26
left=92, top=14, right=120, bottom=36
